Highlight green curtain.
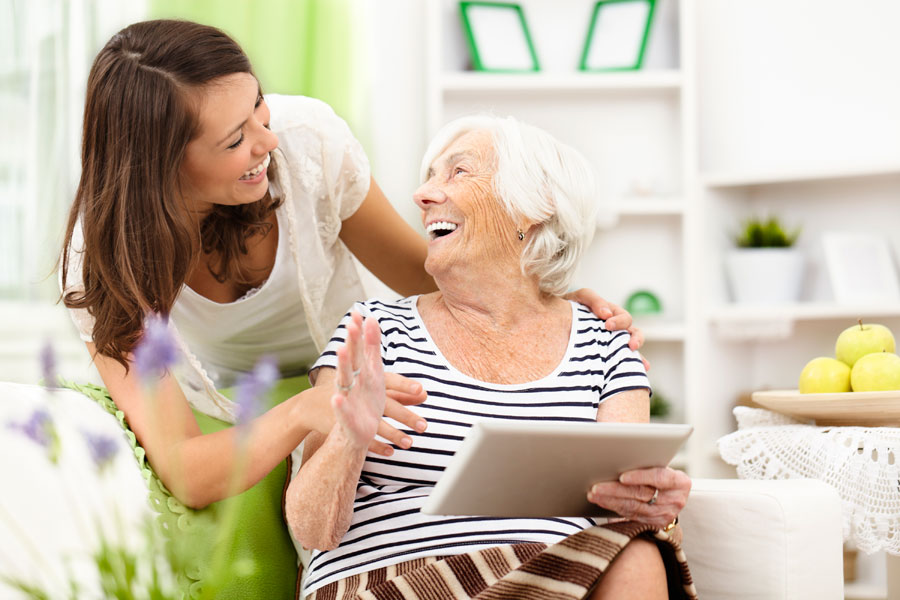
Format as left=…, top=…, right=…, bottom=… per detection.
left=148, top=0, right=368, bottom=143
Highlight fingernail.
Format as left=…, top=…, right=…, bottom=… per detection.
left=410, top=383, right=422, bottom=393
left=382, top=447, right=394, bottom=456
left=416, top=420, right=427, bottom=432
left=400, top=437, right=412, bottom=449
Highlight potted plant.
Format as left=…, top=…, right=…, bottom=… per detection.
left=725, top=216, right=804, bottom=304
left=649, top=390, right=672, bottom=423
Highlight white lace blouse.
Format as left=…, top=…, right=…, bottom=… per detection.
left=62, top=95, right=371, bottom=422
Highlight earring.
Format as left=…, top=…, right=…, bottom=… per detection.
left=517, top=229, right=525, bottom=241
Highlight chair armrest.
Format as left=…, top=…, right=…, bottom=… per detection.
left=679, top=478, right=844, bottom=600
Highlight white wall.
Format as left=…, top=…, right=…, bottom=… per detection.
left=364, top=0, right=429, bottom=234
left=351, top=0, right=430, bottom=300
left=696, top=0, right=900, bottom=175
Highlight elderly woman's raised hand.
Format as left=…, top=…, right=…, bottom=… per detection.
left=331, top=311, right=388, bottom=450
left=587, top=467, right=691, bottom=542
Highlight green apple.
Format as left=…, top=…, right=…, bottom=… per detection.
left=835, top=320, right=896, bottom=367
left=850, top=352, right=900, bottom=392
left=798, top=356, right=851, bottom=394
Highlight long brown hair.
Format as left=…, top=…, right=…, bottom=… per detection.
left=60, top=19, right=281, bottom=369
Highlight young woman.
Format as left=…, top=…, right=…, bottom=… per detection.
left=60, top=19, right=642, bottom=508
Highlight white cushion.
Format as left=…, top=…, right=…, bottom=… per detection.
left=0, top=382, right=153, bottom=597
left=681, top=478, right=844, bottom=600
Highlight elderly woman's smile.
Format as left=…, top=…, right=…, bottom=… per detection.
left=425, top=220, right=458, bottom=240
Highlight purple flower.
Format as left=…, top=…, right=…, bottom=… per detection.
left=134, top=314, right=179, bottom=381
left=40, top=340, right=57, bottom=389
left=82, top=431, right=119, bottom=471
left=235, top=355, right=279, bottom=425
left=8, top=408, right=60, bottom=463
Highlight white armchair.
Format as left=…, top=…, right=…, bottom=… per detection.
left=681, top=478, right=845, bottom=599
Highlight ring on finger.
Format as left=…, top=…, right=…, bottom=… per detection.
left=352, top=368, right=361, bottom=379
left=338, top=380, right=355, bottom=393
left=647, top=487, right=659, bottom=506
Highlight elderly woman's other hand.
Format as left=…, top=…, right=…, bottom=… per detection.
left=587, top=467, right=690, bottom=542
left=564, top=288, right=648, bottom=370
left=331, top=311, right=387, bottom=450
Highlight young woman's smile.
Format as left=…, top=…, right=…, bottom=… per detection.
left=181, top=72, right=279, bottom=215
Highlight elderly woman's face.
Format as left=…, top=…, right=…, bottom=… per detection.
left=414, top=130, right=521, bottom=278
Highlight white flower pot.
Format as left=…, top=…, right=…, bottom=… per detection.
left=725, top=248, right=805, bottom=304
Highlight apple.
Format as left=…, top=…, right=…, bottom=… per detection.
left=850, top=352, right=900, bottom=392
left=798, top=356, right=851, bottom=394
left=835, top=320, right=895, bottom=367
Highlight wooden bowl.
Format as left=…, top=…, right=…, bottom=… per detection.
left=751, top=389, right=900, bottom=427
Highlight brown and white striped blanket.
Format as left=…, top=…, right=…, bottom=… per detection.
left=307, top=521, right=698, bottom=600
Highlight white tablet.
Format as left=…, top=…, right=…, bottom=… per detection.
left=421, top=421, right=692, bottom=518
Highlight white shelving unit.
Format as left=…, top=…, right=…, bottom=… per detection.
left=424, top=2, right=900, bottom=594
left=702, top=164, right=900, bottom=190
left=614, top=198, right=684, bottom=216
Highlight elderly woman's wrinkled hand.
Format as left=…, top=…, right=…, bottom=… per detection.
left=587, top=467, right=690, bottom=536
left=331, top=311, right=388, bottom=451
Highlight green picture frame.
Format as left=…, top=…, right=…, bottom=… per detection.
left=579, top=0, right=656, bottom=72
left=459, top=1, right=540, bottom=73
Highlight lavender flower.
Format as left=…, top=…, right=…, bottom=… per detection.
left=82, top=431, right=119, bottom=471
left=39, top=339, right=57, bottom=389
left=234, top=355, right=279, bottom=425
left=8, top=408, right=60, bottom=463
left=134, top=314, right=179, bottom=381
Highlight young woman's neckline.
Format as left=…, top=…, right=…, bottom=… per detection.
left=182, top=204, right=284, bottom=306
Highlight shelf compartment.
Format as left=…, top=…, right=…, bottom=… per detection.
left=614, top=198, right=685, bottom=216
left=711, top=303, right=900, bottom=340
left=440, top=70, right=682, bottom=94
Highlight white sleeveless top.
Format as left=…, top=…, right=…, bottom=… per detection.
left=171, top=204, right=314, bottom=387
left=62, top=95, right=371, bottom=421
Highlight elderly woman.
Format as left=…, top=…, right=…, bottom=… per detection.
left=286, top=116, right=696, bottom=600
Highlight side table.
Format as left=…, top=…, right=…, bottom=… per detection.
left=718, top=406, right=900, bottom=599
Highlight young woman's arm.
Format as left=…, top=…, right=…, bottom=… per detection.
left=339, top=177, right=436, bottom=296
left=89, top=339, right=424, bottom=509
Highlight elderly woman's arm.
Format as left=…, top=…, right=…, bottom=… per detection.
left=285, top=313, right=389, bottom=550
left=588, top=389, right=691, bottom=534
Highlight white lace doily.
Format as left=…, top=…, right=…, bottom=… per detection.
left=718, top=406, right=900, bottom=555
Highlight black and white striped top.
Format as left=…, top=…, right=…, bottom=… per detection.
left=301, top=297, right=650, bottom=595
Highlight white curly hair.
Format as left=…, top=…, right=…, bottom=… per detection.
left=420, top=115, right=599, bottom=295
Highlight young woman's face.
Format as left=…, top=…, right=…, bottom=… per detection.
left=180, top=72, right=279, bottom=215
